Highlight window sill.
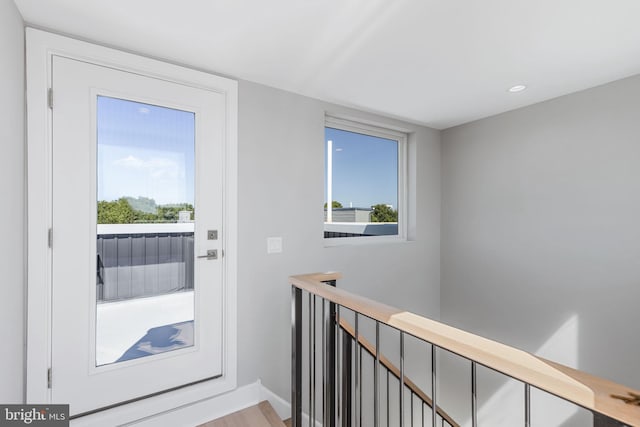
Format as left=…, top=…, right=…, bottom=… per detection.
left=323, top=234, right=407, bottom=247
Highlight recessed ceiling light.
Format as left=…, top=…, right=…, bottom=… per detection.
left=508, top=84, right=527, bottom=93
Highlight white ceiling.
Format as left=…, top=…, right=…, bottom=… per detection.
left=14, top=0, right=640, bottom=129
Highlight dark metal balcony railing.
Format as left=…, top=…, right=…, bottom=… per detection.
left=96, top=231, right=194, bottom=302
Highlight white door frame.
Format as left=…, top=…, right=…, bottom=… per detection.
left=26, top=28, right=238, bottom=424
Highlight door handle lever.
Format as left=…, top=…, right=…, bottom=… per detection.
left=197, top=249, right=218, bottom=260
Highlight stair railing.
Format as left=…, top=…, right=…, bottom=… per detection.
left=339, top=318, right=459, bottom=427
left=290, top=272, right=640, bottom=427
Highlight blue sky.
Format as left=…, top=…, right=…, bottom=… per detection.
left=325, top=127, right=398, bottom=209
left=97, top=99, right=397, bottom=210
left=97, top=96, right=195, bottom=206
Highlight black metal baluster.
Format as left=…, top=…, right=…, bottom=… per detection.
left=341, top=324, right=352, bottom=427
left=309, top=293, right=313, bottom=427
left=471, top=362, right=477, bottom=427
left=400, top=332, right=405, bottom=427
left=325, top=280, right=337, bottom=427
left=336, top=306, right=341, bottom=427
left=387, top=370, right=390, bottom=427
left=355, top=314, right=360, bottom=427
left=292, top=286, right=302, bottom=427
left=375, top=322, right=380, bottom=427
left=411, top=392, right=414, bottom=426
left=525, top=383, right=531, bottom=427
left=312, top=296, right=316, bottom=426
left=322, top=299, right=326, bottom=426
left=323, top=297, right=336, bottom=427
left=431, top=345, right=437, bottom=427
left=359, top=343, right=363, bottom=426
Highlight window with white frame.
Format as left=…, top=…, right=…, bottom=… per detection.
left=324, top=116, right=407, bottom=242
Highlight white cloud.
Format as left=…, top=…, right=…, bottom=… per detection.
left=114, top=155, right=184, bottom=180
left=99, top=145, right=192, bottom=205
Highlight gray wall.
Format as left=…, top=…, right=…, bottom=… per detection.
left=0, top=0, right=25, bottom=404
left=237, top=80, right=441, bottom=399
left=441, top=73, right=640, bottom=412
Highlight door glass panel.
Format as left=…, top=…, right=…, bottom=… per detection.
left=96, top=96, right=195, bottom=366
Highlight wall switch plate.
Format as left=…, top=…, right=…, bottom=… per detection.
left=267, top=237, right=283, bottom=254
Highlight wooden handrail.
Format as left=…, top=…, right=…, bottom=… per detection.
left=290, top=273, right=640, bottom=426
left=339, top=318, right=460, bottom=427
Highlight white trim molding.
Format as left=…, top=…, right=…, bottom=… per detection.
left=71, top=381, right=292, bottom=427
left=259, top=384, right=321, bottom=427
left=73, top=381, right=263, bottom=427
left=26, top=27, right=238, bottom=423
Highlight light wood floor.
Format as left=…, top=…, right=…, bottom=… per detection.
left=198, top=401, right=285, bottom=427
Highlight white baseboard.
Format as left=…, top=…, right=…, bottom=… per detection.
left=70, top=379, right=300, bottom=427
left=126, top=381, right=264, bottom=426
left=69, top=380, right=255, bottom=427
left=259, top=385, right=290, bottom=420
left=71, top=380, right=291, bottom=427
left=260, top=386, right=321, bottom=427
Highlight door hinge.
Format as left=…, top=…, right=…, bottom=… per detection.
left=47, top=368, right=52, bottom=389
left=48, top=88, right=53, bottom=109
left=48, top=228, right=53, bottom=248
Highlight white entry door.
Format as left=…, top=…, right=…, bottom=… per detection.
left=50, top=55, right=226, bottom=416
